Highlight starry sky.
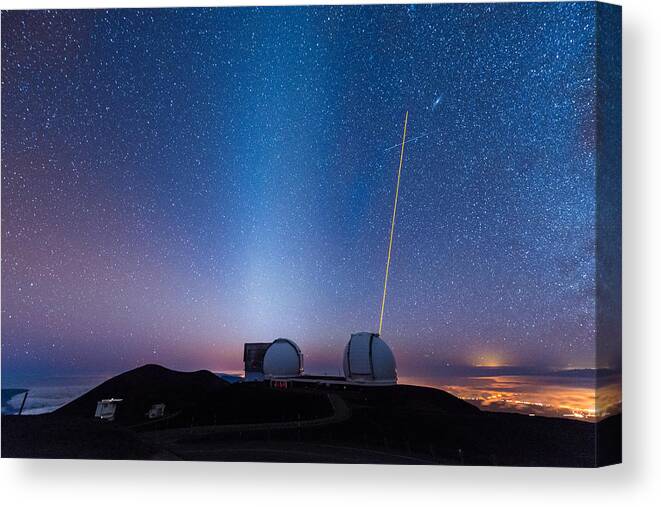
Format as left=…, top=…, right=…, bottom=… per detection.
left=1, top=3, right=620, bottom=383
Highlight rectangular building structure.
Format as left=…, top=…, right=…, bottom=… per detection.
left=243, top=342, right=270, bottom=381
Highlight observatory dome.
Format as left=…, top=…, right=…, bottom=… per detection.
left=263, top=338, right=304, bottom=378
left=343, top=332, right=397, bottom=384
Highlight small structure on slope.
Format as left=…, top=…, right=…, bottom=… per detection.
left=146, top=403, right=166, bottom=419
left=94, top=398, right=122, bottom=421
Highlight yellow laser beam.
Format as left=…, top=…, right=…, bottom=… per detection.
left=378, top=110, right=409, bottom=335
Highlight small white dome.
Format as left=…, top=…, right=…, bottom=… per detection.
left=263, top=338, right=304, bottom=378
left=343, top=332, right=397, bottom=384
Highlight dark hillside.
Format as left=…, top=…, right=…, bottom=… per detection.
left=56, top=364, right=229, bottom=424
left=2, top=364, right=618, bottom=466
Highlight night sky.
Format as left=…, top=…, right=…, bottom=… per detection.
left=1, top=3, right=617, bottom=383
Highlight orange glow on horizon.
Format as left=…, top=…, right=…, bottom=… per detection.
left=472, top=353, right=509, bottom=368
left=400, top=374, right=621, bottom=422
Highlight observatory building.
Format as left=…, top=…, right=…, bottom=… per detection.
left=242, top=333, right=396, bottom=386
left=343, top=332, right=397, bottom=385
left=263, top=338, right=304, bottom=378
left=244, top=338, right=304, bottom=380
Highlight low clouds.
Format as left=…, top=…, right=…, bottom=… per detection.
left=2, top=383, right=94, bottom=415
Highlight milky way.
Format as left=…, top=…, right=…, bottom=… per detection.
left=1, top=3, right=619, bottom=381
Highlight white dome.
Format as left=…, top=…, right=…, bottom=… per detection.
left=263, top=338, right=304, bottom=378
left=343, top=332, right=397, bottom=384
